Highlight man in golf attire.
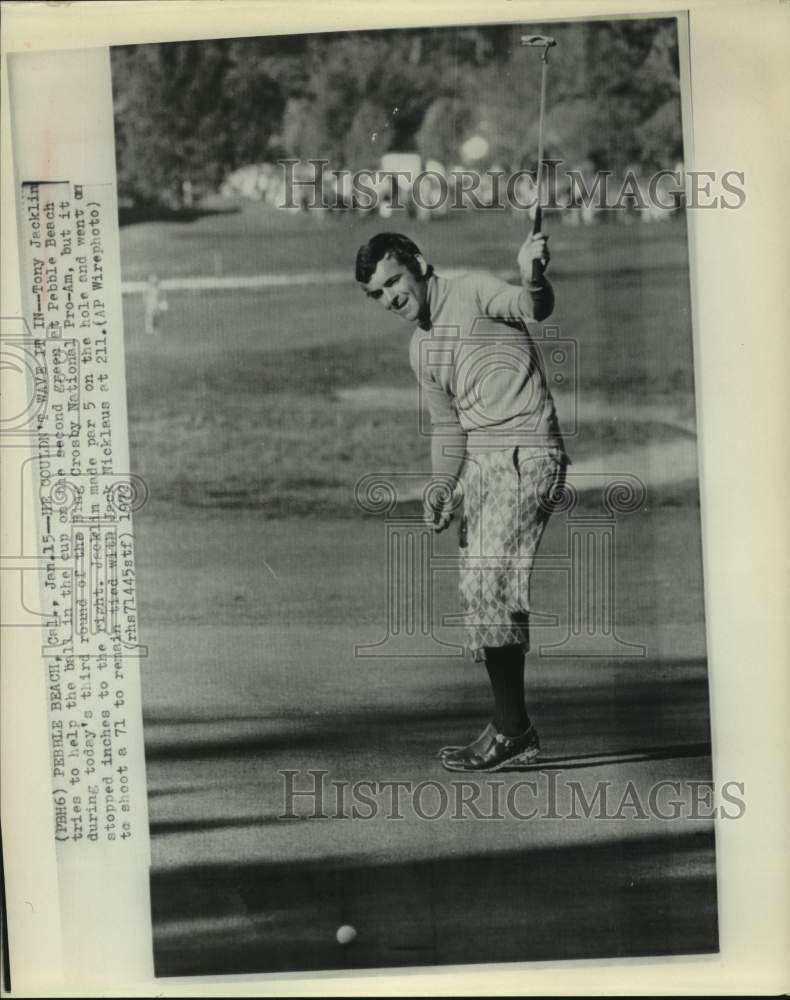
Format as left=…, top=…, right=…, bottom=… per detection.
left=356, top=231, right=568, bottom=771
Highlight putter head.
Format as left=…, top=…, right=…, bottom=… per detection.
left=520, top=34, right=557, bottom=48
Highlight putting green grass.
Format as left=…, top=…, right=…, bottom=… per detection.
left=137, top=509, right=714, bottom=974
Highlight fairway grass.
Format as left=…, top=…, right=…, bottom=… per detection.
left=128, top=386, right=697, bottom=515
left=123, top=205, right=698, bottom=516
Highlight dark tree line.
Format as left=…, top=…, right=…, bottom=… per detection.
left=111, top=19, right=683, bottom=208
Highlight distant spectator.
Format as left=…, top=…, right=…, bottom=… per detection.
left=143, top=274, right=168, bottom=335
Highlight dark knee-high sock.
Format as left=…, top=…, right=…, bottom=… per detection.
left=484, top=644, right=529, bottom=737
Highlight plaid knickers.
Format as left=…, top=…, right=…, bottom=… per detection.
left=457, top=444, right=567, bottom=661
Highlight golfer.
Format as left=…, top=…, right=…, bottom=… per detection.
left=356, top=231, right=568, bottom=771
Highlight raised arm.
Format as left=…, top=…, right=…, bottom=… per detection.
left=475, top=231, right=554, bottom=323
left=517, top=230, right=554, bottom=320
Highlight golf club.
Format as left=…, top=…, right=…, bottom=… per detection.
left=520, top=34, right=556, bottom=283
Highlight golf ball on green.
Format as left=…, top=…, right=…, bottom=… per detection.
left=336, top=924, right=357, bottom=945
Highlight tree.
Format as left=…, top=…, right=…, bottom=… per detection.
left=345, top=101, right=392, bottom=171
left=112, top=38, right=285, bottom=206
left=415, top=97, right=469, bottom=167
left=281, top=98, right=327, bottom=161
left=111, top=20, right=685, bottom=207
left=636, top=99, right=684, bottom=170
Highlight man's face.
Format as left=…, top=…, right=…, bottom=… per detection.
left=362, top=253, right=427, bottom=323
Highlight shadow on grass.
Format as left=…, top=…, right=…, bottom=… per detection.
left=142, top=656, right=712, bottom=765
left=151, top=828, right=718, bottom=975
left=149, top=816, right=285, bottom=836
left=495, top=741, right=711, bottom=772
left=119, top=202, right=241, bottom=227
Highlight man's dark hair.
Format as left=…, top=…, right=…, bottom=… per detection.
left=355, top=232, right=434, bottom=284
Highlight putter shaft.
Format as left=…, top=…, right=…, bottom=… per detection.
left=521, top=32, right=557, bottom=282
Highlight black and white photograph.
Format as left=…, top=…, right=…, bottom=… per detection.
left=1, top=1, right=788, bottom=994
left=114, top=14, right=719, bottom=977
